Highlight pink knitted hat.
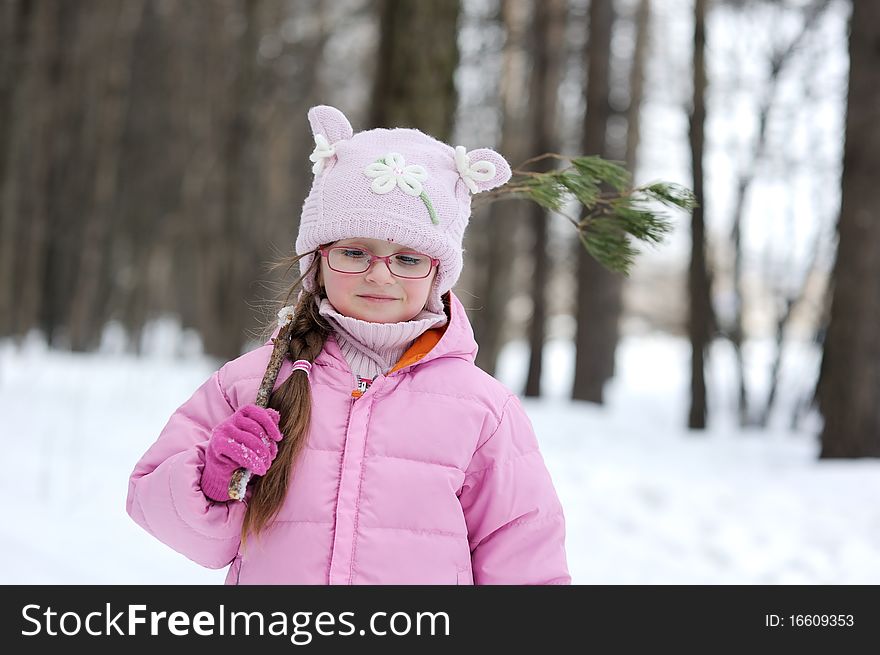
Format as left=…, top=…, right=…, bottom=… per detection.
left=295, top=105, right=512, bottom=314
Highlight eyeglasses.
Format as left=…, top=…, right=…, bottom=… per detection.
left=319, top=246, right=439, bottom=279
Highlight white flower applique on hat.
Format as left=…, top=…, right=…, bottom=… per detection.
left=309, top=134, right=337, bottom=174
left=364, top=153, right=439, bottom=225
left=454, top=145, right=497, bottom=194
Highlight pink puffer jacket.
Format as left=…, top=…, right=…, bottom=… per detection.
left=126, top=292, right=570, bottom=585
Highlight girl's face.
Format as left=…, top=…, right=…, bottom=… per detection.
left=318, top=237, right=438, bottom=323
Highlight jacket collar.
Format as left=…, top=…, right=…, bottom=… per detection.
left=265, top=291, right=478, bottom=375
left=318, top=291, right=477, bottom=375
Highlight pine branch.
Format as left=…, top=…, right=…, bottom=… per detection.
left=475, top=154, right=696, bottom=275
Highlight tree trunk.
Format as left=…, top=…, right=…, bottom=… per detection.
left=14, top=0, right=64, bottom=341
left=112, top=0, right=184, bottom=350
left=523, top=0, right=565, bottom=398
left=473, top=0, right=530, bottom=377
left=818, top=0, right=880, bottom=458
left=572, top=0, right=620, bottom=404
left=625, top=0, right=650, bottom=176
left=210, top=0, right=263, bottom=361
left=688, top=0, right=711, bottom=430
left=369, top=0, right=460, bottom=141
left=0, top=0, right=32, bottom=337
left=68, top=1, right=145, bottom=351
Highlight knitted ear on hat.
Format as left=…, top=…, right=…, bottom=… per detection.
left=307, top=106, right=354, bottom=174
left=454, top=146, right=512, bottom=194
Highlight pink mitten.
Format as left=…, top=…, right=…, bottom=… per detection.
left=200, top=404, right=283, bottom=502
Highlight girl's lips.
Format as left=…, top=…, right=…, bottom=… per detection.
left=358, top=295, right=398, bottom=302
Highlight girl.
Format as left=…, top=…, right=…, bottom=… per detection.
left=126, top=105, right=571, bottom=585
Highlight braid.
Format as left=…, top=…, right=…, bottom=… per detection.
left=241, top=286, right=330, bottom=542
left=287, top=289, right=331, bottom=363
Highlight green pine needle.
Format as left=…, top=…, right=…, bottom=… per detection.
left=479, top=153, right=696, bottom=275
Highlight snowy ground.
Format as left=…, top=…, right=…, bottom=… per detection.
left=1, top=325, right=877, bottom=584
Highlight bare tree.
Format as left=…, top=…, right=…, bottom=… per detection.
left=369, top=0, right=460, bottom=140
left=0, top=1, right=338, bottom=358
left=0, top=1, right=33, bottom=338
left=68, top=2, right=145, bottom=351
left=472, top=0, right=530, bottom=377
left=572, top=0, right=619, bottom=403
left=688, top=0, right=712, bottom=429
left=817, top=0, right=880, bottom=458
left=722, top=0, right=831, bottom=426
left=523, top=0, right=566, bottom=398
left=625, top=0, right=650, bottom=176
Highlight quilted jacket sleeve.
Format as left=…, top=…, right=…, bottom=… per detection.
left=458, top=395, right=571, bottom=585
left=126, top=367, right=245, bottom=569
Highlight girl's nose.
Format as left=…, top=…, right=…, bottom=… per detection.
left=364, top=258, right=394, bottom=284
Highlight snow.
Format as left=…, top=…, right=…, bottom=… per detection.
left=1, top=327, right=877, bottom=584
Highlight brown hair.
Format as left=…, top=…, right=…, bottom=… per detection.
left=240, top=250, right=330, bottom=543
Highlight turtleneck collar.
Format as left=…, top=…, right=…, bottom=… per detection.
left=317, top=297, right=448, bottom=380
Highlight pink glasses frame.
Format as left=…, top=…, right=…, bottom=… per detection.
left=318, top=246, right=440, bottom=279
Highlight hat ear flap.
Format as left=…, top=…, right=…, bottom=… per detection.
left=307, top=105, right=354, bottom=144
left=454, top=146, right=512, bottom=193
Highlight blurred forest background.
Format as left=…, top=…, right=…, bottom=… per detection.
left=1, top=0, right=878, bottom=458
